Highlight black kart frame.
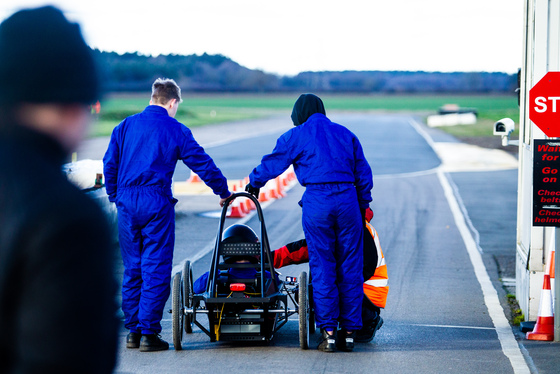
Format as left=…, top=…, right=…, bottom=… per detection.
left=171, top=192, right=313, bottom=349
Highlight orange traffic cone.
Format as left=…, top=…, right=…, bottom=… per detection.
left=240, top=177, right=256, bottom=211
left=229, top=184, right=247, bottom=217
left=244, top=192, right=256, bottom=212
left=287, top=165, right=296, bottom=182
left=227, top=193, right=246, bottom=218
left=526, top=273, right=554, bottom=341
left=268, top=177, right=285, bottom=199
left=258, top=183, right=269, bottom=203
left=548, top=244, right=555, bottom=311
left=278, top=176, right=286, bottom=196
left=551, top=248, right=556, bottom=279
left=281, top=172, right=289, bottom=187
left=235, top=184, right=250, bottom=215
left=187, top=170, right=202, bottom=183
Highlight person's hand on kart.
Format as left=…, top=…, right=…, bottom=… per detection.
left=245, top=183, right=260, bottom=198
left=220, top=192, right=233, bottom=207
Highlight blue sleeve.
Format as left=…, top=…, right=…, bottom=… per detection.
left=179, top=127, right=231, bottom=199
left=353, top=137, right=373, bottom=209
left=193, top=272, right=209, bottom=294
left=249, top=133, right=294, bottom=188
left=102, top=125, right=121, bottom=203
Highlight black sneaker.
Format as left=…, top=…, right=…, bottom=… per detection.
left=126, top=332, right=141, bottom=349
left=356, top=315, right=384, bottom=343
left=336, top=329, right=356, bottom=352
left=317, top=329, right=336, bottom=352
left=139, top=334, right=169, bottom=352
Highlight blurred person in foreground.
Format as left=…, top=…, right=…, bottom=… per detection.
left=0, top=6, right=118, bottom=374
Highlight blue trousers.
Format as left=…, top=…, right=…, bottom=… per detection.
left=302, top=184, right=363, bottom=331
left=117, top=188, right=175, bottom=334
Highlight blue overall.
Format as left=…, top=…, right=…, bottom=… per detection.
left=249, top=112, right=373, bottom=331
left=103, top=105, right=230, bottom=334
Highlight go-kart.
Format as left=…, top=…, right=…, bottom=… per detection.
left=171, top=192, right=314, bottom=350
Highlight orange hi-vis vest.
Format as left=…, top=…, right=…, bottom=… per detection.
left=363, top=222, right=388, bottom=308
left=272, top=220, right=389, bottom=309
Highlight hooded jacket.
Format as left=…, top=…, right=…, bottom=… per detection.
left=250, top=96, right=372, bottom=208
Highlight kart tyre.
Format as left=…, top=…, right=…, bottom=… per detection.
left=308, top=282, right=316, bottom=334
left=172, top=272, right=184, bottom=350
left=183, top=260, right=194, bottom=334
left=298, top=271, right=310, bottom=349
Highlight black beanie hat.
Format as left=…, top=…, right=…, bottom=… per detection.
left=291, top=93, right=326, bottom=126
left=0, top=6, right=100, bottom=104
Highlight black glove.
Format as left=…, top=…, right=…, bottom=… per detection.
left=245, top=183, right=260, bottom=198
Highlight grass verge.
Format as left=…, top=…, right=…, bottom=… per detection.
left=89, top=93, right=520, bottom=138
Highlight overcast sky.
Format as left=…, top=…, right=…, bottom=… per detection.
left=1, top=1, right=523, bottom=76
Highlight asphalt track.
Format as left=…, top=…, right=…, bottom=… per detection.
left=79, top=113, right=531, bottom=373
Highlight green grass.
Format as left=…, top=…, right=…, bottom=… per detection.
left=507, top=294, right=525, bottom=326
left=89, top=93, right=520, bottom=138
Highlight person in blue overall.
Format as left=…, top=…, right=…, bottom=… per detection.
left=103, top=78, right=231, bottom=352
left=245, top=93, right=373, bottom=352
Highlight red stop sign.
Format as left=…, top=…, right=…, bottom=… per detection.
left=530, top=71, right=560, bottom=137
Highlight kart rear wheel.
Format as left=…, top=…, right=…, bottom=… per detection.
left=308, top=282, right=316, bottom=335
left=298, top=271, right=310, bottom=349
left=172, top=272, right=183, bottom=350
left=183, top=261, right=194, bottom=334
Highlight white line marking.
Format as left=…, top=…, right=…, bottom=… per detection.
left=409, top=117, right=530, bottom=374
left=406, top=118, right=481, bottom=253
left=446, top=175, right=483, bottom=253
left=437, top=169, right=529, bottom=374
left=408, top=324, right=495, bottom=330
left=375, top=167, right=439, bottom=179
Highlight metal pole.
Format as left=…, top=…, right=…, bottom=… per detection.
left=555, top=227, right=560, bottom=341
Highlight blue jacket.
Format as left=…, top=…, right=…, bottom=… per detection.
left=103, top=105, right=230, bottom=202
left=250, top=113, right=373, bottom=208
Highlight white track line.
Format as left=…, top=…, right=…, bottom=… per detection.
left=408, top=324, right=495, bottom=330
left=409, top=117, right=529, bottom=374
left=437, top=170, right=529, bottom=374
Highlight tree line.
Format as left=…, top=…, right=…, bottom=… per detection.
left=93, top=50, right=517, bottom=94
